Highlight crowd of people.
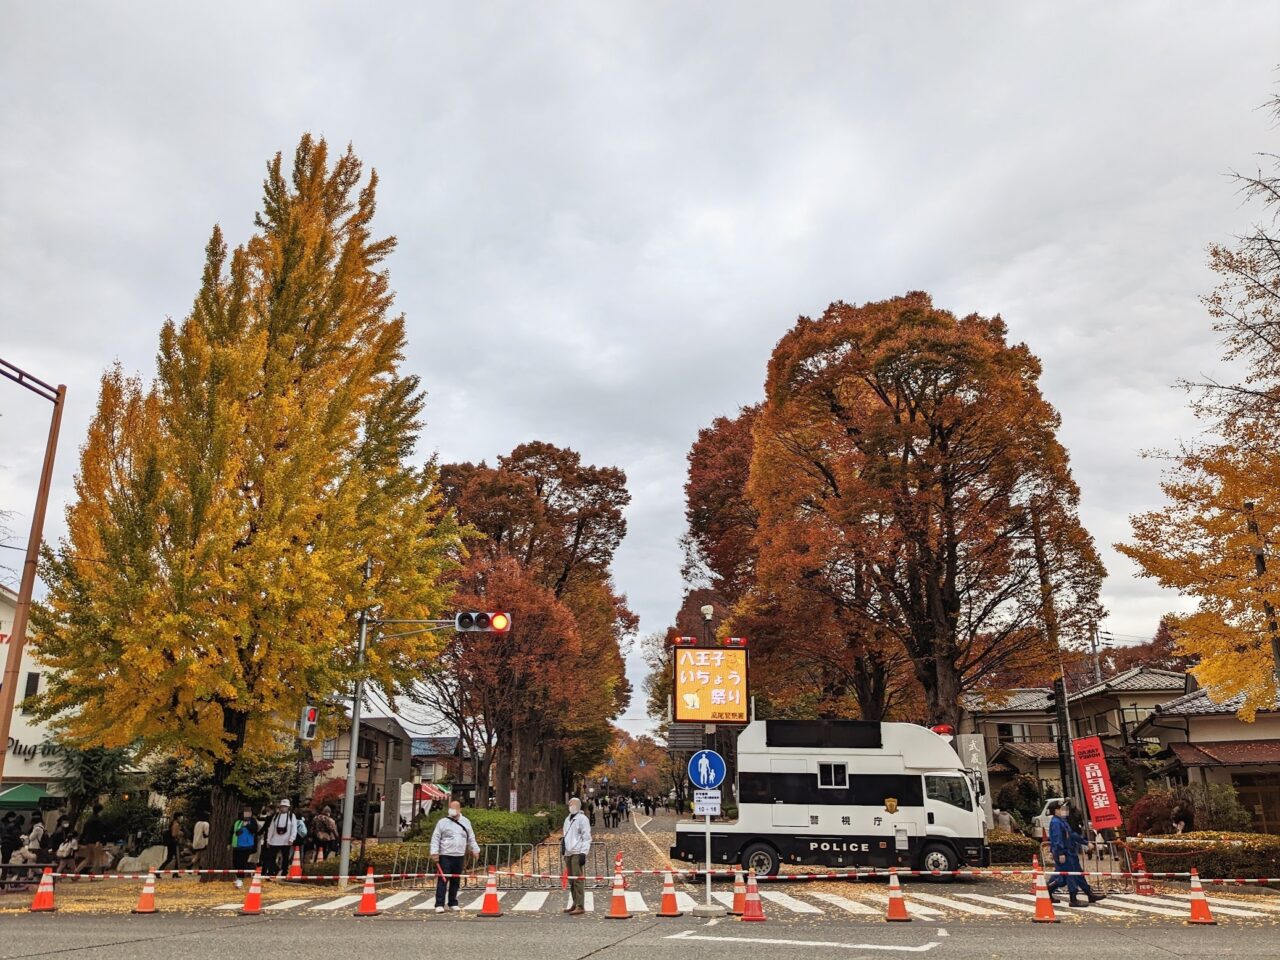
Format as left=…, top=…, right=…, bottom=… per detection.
left=582, top=793, right=669, bottom=828
left=2, top=805, right=109, bottom=874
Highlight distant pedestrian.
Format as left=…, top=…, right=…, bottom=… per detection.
left=0, top=813, right=18, bottom=864
left=260, top=799, right=297, bottom=877
left=191, top=811, right=211, bottom=871
left=160, top=814, right=185, bottom=871
left=311, top=805, right=338, bottom=862
left=55, top=828, right=79, bottom=874
left=561, top=797, right=592, bottom=916
left=10, top=817, right=44, bottom=866
left=75, top=804, right=106, bottom=874
left=230, top=806, right=259, bottom=888
left=429, top=801, right=479, bottom=913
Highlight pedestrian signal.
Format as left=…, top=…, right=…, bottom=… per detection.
left=298, top=704, right=319, bottom=741
left=455, top=612, right=513, bottom=633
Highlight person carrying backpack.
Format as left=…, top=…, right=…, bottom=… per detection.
left=230, top=806, right=259, bottom=889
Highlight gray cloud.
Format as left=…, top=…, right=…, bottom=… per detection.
left=2, top=2, right=1278, bottom=734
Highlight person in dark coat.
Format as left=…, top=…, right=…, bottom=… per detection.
left=1044, top=800, right=1104, bottom=906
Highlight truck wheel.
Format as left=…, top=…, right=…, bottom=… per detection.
left=740, top=842, right=780, bottom=878
left=919, top=843, right=958, bottom=881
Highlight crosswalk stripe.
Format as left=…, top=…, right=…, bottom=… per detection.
left=462, top=890, right=507, bottom=911
left=264, top=898, right=313, bottom=911
left=675, top=892, right=698, bottom=912
left=1110, top=893, right=1268, bottom=918
left=1085, top=895, right=1187, bottom=918
left=513, top=891, right=548, bottom=912
left=758, top=891, right=823, bottom=914
left=861, top=891, right=945, bottom=919
left=310, top=895, right=362, bottom=911
left=1192, top=894, right=1280, bottom=914
left=215, top=903, right=240, bottom=910
left=952, top=893, right=1039, bottom=913
left=375, top=891, right=420, bottom=910
left=712, top=891, right=736, bottom=910
left=584, top=892, right=594, bottom=912
left=808, top=892, right=881, bottom=915
left=624, top=891, right=648, bottom=912
left=1006, top=893, right=1131, bottom=918
left=907, top=891, right=1010, bottom=915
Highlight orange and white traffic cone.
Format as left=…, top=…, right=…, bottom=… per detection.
left=606, top=864, right=632, bottom=919
left=616, top=851, right=627, bottom=890
left=657, top=870, right=682, bottom=917
left=353, top=867, right=381, bottom=917
left=478, top=866, right=503, bottom=918
left=28, top=867, right=55, bottom=913
left=1030, top=854, right=1040, bottom=896
left=730, top=869, right=745, bottom=916
left=288, top=845, right=303, bottom=880
left=132, top=872, right=158, bottom=915
left=1186, top=868, right=1216, bottom=925
left=885, top=868, right=911, bottom=922
left=239, top=868, right=263, bottom=916
left=1133, top=852, right=1156, bottom=896
left=561, top=866, right=568, bottom=890
left=1032, top=862, right=1059, bottom=924
left=740, top=869, right=766, bottom=922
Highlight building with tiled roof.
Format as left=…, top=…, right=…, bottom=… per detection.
left=1066, top=667, right=1194, bottom=753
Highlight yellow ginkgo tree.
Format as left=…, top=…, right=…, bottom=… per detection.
left=31, top=136, right=464, bottom=864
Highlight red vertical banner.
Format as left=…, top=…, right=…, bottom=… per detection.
left=1072, top=736, right=1123, bottom=830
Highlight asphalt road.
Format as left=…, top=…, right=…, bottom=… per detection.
left=1, top=912, right=1272, bottom=959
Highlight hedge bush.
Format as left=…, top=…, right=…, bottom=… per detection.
left=987, top=827, right=1038, bottom=865
left=1126, top=831, right=1280, bottom=880
left=403, top=806, right=564, bottom=847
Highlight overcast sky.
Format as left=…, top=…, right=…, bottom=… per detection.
left=2, top=3, right=1279, bottom=736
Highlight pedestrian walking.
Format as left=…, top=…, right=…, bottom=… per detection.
left=311, top=805, right=338, bottom=862
left=159, top=814, right=185, bottom=871
left=429, top=801, right=479, bottom=913
left=260, top=799, right=297, bottom=877
left=561, top=797, right=591, bottom=915
left=74, top=804, right=106, bottom=874
left=191, top=811, right=210, bottom=871
left=1044, top=800, right=1104, bottom=907
left=0, top=813, right=19, bottom=865
left=230, top=806, right=259, bottom=888
left=9, top=817, right=44, bottom=865
left=55, top=828, right=79, bottom=874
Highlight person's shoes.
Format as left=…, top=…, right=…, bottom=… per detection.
left=1087, top=893, right=1106, bottom=902
left=435, top=906, right=445, bottom=914
left=234, top=879, right=244, bottom=890
left=563, top=906, right=575, bottom=913
left=1069, top=898, right=1090, bottom=907
left=567, top=907, right=586, bottom=916
left=450, top=905, right=461, bottom=912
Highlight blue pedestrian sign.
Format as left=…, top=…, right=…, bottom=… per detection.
left=688, top=750, right=726, bottom=790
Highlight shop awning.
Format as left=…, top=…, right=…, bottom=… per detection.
left=415, top=783, right=448, bottom=802
left=0, top=783, right=47, bottom=811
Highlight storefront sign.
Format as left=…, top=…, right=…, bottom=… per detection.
left=4, top=738, right=64, bottom=763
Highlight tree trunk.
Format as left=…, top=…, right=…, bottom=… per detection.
left=206, top=782, right=241, bottom=872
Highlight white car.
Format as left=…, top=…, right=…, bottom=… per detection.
left=1031, top=798, right=1068, bottom=839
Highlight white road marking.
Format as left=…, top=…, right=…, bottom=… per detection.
left=584, top=892, right=594, bottom=912
left=1071, top=895, right=1185, bottom=918
left=215, top=903, right=241, bottom=910
left=861, top=891, right=945, bottom=919
left=712, top=891, right=736, bottom=910
left=375, top=891, right=419, bottom=910
left=675, top=891, right=698, bottom=912
left=808, top=892, right=881, bottom=915
left=1110, top=893, right=1268, bottom=918
left=264, top=898, right=312, bottom=911
left=665, top=930, right=942, bottom=952
left=462, top=889, right=507, bottom=911
left=1186, top=893, right=1280, bottom=913
left=625, top=891, right=648, bottom=912
left=951, top=893, right=1039, bottom=913
left=310, top=895, right=362, bottom=911
left=1006, top=893, right=1131, bottom=917
left=937, top=928, right=949, bottom=937
left=906, top=891, right=1009, bottom=916
left=512, top=891, right=548, bottom=912
left=759, top=890, right=823, bottom=914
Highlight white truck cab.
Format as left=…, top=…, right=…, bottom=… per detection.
left=671, top=719, right=988, bottom=876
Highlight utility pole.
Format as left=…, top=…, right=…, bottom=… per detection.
left=337, top=557, right=373, bottom=889
left=0, top=359, right=65, bottom=786
left=1243, top=502, right=1280, bottom=686
left=1089, top=624, right=1103, bottom=685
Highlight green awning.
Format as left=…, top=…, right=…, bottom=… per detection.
left=0, top=783, right=46, bottom=810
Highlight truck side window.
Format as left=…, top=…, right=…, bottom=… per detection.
left=818, top=762, right=847, bottom=788
left=925, top=775, right=972, bottom=811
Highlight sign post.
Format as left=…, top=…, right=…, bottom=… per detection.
left=688, top=750, right=727, bottom=917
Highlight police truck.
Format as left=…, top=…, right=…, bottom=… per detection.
left=670, top=719, right=988, bottom=877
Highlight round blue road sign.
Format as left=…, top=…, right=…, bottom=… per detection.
left=687, top=750, right=726, bottom=790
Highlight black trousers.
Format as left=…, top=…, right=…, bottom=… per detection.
left=260, top=844, right=288, bottom=876
left=435, top=854, right=464, bottom=906
left=232, top=846, right=254, bottom=875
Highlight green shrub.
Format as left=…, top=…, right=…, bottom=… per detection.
left=401, top=807, right=559, bottom=847
left=1128, top=784, right=1253, bottom=835
left=995, top=774, right=1043, bottom=826
left=987, top=827, right=1037, bottom=865
left=99, top=795, right=165, bottom=849
left=1126, top=831, right=1280, bottom=880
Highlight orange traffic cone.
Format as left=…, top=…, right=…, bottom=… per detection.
left=740, top=869, right=766, bottom=922
left=28, top=866, right=55, bottom=913
left=885, top=868, right=911, bottom=922
left=353, top=867, right=381, bottom=917
left=288, top=845, right=303, bottom=880
left=730, top=869, right=745, bottom=916
left=478, top=866, right=503, bottom=917
left=132, top=872, right=158, bottom=915
left=657, top=870, right=682, bottom=917
left=561, top=866, right=568, bottom=890
left=1032, top=863, right=1059, bottom=923
left=1186, top=869, right=1216, bottom=925
left=1133, top=852, right=1156, bottom=896
left=239, top=868, right=263, bottom=916
left=606, top=865, right=632, bottom=919
left=1030, top=854, right=1041, bottom=895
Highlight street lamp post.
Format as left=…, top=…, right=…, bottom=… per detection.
left=0, top=359, right=65, bottom=787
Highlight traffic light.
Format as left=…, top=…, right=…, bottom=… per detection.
left=454, top=611, right=513, bottom=633
left=298, top=704, right=319, bottom=741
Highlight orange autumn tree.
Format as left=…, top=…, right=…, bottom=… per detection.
left=749, top=294, right=1104, bottom=727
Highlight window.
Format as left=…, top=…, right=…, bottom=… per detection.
left=818, top=762, right=848, bottom=788
left=996, top=722, right=1030, bottom=743
left=925, top=775, right=973, bottom=811
left=392, top=740, right=404, bottom=762
left=322, top=738, right=337, bottom=760
left=21, top=672, right=39, bottom=714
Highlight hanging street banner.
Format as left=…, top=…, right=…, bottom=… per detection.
left=1072, top=735, right=1123, bottom=830
left=673, top=646, right=749, bottom=724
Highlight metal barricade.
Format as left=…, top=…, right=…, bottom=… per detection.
left=530, top=840, right=614, bottom=889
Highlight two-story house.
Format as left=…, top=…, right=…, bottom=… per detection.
left=312, top=713, right=413, bottom=838
left=958, top=688, right=1058, bottom=795
left=411, top=736, right=476, bottom=806
left=1066, top=667, right=1189, bottom=750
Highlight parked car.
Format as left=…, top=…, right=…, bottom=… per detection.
left=1031, top=798, right=1068, bottom=839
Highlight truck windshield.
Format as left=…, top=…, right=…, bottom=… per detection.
left=925, top=775, right=973, bottom=811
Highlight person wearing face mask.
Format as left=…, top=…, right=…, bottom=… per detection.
left=230, top=806, right=260, bottom=889
left=561, top=797, right=592, bottom=916
left=429, top=800, right=479, bottom=913
left=261, top=799, right=297, bottom=877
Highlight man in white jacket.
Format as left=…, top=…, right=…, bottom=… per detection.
left=561, top=797, right=592, bottom=915
left=261, top=799, right=298, bottom=876
left=430, top=801, right=480, bottom=912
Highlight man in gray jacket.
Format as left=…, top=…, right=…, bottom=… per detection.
left=561, top=797, right=592, bottom=915
left=430, top=801, right=480, bottom=913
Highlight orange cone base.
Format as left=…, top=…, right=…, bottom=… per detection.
left=730, top=871, right=745, bottom=915
left=740, top=873, right=766, bottom=922
left=29, top=868, right=56, bottom=913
